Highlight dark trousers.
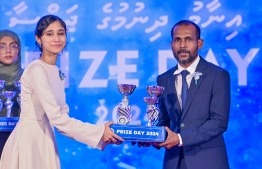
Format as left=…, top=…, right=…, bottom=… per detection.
left=177, top=147, right=187, bottom=169
left=0, top=131, right=11, bottom=159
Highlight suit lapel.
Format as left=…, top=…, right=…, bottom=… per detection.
left=181, top=57, right=208, bottom=119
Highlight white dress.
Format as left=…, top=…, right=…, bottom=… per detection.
left=0, top=60, right=105, bottom=169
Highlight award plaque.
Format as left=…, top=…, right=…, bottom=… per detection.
left=111, top=84, right=166, bottom=142
left=0, top=117, right=19, bottom=131
left=110, top=125, right=166, bottom=142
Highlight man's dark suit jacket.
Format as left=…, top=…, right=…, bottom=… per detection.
left=157, top=57, right=230, bottom=169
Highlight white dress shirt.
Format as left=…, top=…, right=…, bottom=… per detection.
left=173, top=55, right=200, bottom=146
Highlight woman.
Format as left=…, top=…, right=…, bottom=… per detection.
left=0, top=30, right=22, bottom=117
left=0, top=15, right=123, bottom=169
left=0, top=30, right=23, bottom=158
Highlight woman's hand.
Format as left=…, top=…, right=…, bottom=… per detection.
left=102, top=121, right=124, bottom=145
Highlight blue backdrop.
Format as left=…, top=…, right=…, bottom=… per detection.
left=1, top=0, right=261, bottom=168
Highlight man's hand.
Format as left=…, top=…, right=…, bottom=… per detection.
left=102, top=122, right=124, bottom=145
left=153, top=127, right=179, bottom=149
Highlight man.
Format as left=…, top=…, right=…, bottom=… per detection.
left=154, top=20, right=230, bottom=169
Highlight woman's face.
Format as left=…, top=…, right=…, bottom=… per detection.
left=0, top=36, right=19, bottom=65
left=36, top=21, right=66, bottom=56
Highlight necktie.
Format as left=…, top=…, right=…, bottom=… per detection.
left=181, top=70, right=189, bottom=110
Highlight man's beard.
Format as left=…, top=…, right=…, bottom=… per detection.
left=174, top=49, right=197, bottom=65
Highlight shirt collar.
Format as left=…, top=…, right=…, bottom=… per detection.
left=173, top=55, right=200, bottom=75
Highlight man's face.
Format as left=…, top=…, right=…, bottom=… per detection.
left=170, top=24, right=203, bottom=68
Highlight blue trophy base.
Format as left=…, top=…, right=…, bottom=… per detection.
left=110, top=124, right=166, bottom=142
left=0, top=117, right=19, bottom=131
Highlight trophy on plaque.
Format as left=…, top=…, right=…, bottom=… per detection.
left=2, top=91, right=16, bottom=117
left=111, top=84, right=166, bottom=143
left=116, top=84, right=136, bottom=125
left=14, top=81, right=21, bottom=107
left=0, top=80, right=6, bottom=112
left=144, top=86, right=165, bottom=126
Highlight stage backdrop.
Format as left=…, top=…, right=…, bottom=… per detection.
left=1, top=0, right=261, bottom=169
